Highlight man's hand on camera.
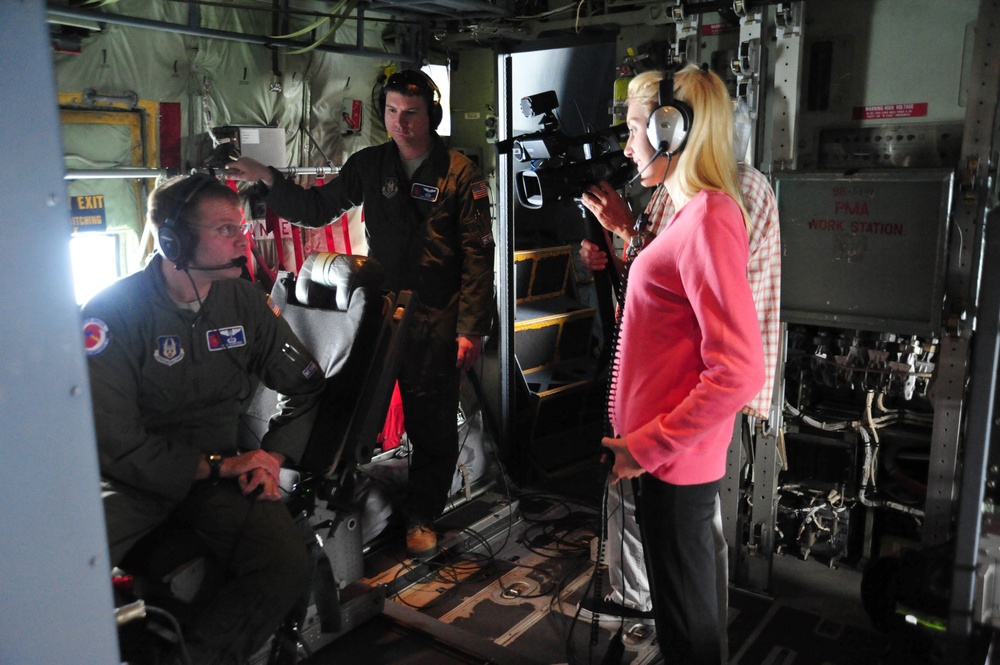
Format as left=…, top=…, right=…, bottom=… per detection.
left=581, top=181, right=635, bottom=242
left=225, top=157, right=274, bottom=188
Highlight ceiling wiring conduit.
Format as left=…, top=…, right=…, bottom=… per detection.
left=46, top=7, right=413, bottom=61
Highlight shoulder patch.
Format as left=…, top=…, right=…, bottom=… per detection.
left=83, top=318, right=110, bottom=356
left=471, top=180, right=490, bottom=200
left=267, top=295, right=281, bottom=317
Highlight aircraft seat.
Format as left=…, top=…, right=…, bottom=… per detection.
left=240, top=251, right=413, bottom=476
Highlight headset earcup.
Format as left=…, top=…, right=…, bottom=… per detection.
left=646, top=102, right=693, bottom=156
left=158, top=217, right=193, bottom=267
left=429, top=98, right=442, bottom=129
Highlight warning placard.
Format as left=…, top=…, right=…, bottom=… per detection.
left=701, top=23, right=738, bottom=36
left=852, top=103, right=928, bottom=120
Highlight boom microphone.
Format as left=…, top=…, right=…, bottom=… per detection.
left=185, top=256, right=248, bottom=271
left=628, top=147, right=665, bottom=185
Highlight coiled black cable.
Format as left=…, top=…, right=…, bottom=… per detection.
left=584, top=209, right=648, bottom=656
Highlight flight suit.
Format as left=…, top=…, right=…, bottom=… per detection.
left=264, top=135, right=495, bottom=527
left=83, top=254, right=325, bottom=663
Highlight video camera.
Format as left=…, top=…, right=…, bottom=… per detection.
left=497, top=91, right=632, bottom=210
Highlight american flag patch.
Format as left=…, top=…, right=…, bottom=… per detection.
left=267, top=295, right=281, bottom=317
left=471, top=180, right=489, bottom=200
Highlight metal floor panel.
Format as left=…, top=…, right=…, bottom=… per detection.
left=299, top=490, right=648, bottom=664
left=299, top=489, right=902, bottom=665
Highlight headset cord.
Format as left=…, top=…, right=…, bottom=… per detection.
left=588, top=211, right=647, bottom=653
left=585, top=149, right=670, bottom=663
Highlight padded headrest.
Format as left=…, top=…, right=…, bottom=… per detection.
left=295, top=252, right=384, bottom=310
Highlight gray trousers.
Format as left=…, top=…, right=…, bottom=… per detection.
left=104, top=479, right=312, bottom=665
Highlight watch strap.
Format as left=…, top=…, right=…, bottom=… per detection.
left=207, top=454, right=223, bottom=482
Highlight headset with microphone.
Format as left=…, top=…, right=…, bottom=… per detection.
left=378, top=69, right=443, bottom=130
left=628, top=71, right=694, bottom=185
left=646, top=71, right=693, bottom=158
left=158, top=175, right=247, bottom=271
left=187, top=255, right=248, bottom=272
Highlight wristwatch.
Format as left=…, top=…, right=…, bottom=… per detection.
left=207, top=454, right=224, bottom=482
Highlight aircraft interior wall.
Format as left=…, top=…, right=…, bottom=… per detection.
left=53, top=0, right=396, bottom=285
left=53, top=1, right=393, bottom=166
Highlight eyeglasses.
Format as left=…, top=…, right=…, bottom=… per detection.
left=196, top=222, right=251, bottom=238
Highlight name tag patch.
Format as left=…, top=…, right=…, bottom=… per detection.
left=410, top=182, right=439, bottom=202
left=207, top=326, right=246, bottom=351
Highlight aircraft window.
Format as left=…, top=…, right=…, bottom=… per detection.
left=70, top=232, right=120, bottom=305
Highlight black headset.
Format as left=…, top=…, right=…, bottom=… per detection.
left=646, top=71, right=693, bottom=157
left=157, top=174, right=217, bottom=269
left=378, top=69, right=443, bottom=130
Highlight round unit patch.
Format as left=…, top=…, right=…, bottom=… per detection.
left=83, top=317, right=110, bottom=356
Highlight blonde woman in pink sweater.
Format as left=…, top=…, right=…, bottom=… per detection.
left=600, top=65, right=765, bottom=665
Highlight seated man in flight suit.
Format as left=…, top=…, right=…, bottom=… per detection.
left=82, top=174, right=326, bottom=664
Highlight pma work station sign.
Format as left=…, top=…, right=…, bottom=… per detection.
left=774, top=169, right=953, bottom=335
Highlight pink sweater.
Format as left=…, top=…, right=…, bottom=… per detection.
left=612, top=190, right=765, bottom=485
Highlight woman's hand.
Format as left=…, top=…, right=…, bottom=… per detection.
left=601, top=435, right=645, bottom=483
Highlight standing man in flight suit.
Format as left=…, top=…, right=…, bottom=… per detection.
left=226, top=69, right=495, bottom=557
left=83, top=174, right=326, bottom=664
